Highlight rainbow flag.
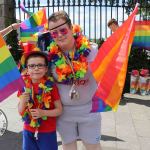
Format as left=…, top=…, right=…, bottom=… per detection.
left=20, top=8, right=47, bottom=43
left=90, top=4, right=138, bottom=112
left=0, top=35, right=25, bottom=102
left=132, top=20, right=150, bottom=50
left=20, top=8, right=47, bottom=29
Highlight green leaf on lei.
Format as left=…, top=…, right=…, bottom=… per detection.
left=42, top=116, right=47, bottom=120
left=55, top=58, right=65, bottom=66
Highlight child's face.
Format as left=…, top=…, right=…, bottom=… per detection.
left=27, top=57, right=48, bottom=83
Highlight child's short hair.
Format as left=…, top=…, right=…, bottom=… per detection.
left=25, top=51, right=48, bottom=67
left=107, top=18, right=118, bottom=27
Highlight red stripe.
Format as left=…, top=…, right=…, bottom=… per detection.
left=0, top=78, right=25, bottom=102
left=135, top=20, right=150, bottom=25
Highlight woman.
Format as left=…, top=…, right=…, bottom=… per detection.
left=48, top=10, right=101, bottom=150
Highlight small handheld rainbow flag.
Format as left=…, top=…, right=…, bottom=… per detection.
left=132, top=20, right=150, bottom=50
left=90, top=4, right=139, bottom=112
left=0, top=35, right=25, bottom=102
left=20, top=8, right=47, bottom=29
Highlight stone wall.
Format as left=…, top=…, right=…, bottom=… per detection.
left=0, top=0, right=16, bottom=30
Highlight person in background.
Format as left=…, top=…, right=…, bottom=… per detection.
left=48, top=10, right=101, bottom=150
left=18, top=51, right=62, bottom=150
left=107, top=18, right=119, bottom=32
left=0, top=23, right=20, bottom=36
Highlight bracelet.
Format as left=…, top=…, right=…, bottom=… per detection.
left=11, top=25, right=14, bottom=30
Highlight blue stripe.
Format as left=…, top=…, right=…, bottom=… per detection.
left=132, top=42, right=150, bottom=48
left=20, top=25, right=44, bottom=32
left=0, top=67, right=22, bottom=89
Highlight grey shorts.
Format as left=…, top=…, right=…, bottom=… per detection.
left=57, top=117, right=101, bottom=144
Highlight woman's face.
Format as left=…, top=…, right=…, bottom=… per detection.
left=48, top=19, right=74, bottom=50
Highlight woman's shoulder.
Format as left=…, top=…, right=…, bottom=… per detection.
left=87, top=42, right=98, bottom=62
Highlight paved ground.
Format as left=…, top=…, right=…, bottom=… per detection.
left=0, top=92, right=150, bottom=150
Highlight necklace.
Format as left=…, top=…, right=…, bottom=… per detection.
left=47, top=24, right=91, bottom=83
left=21, top=75, right=54, bottom=128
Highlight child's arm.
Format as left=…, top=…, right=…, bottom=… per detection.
left=18, top=92, right=30, bottom=115
left=30, top=100, right=62, bottom=119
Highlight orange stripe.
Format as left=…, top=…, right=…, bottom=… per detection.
left=135, top=25, right=150, bottom=31
left=0, top=35, right=6, bottom=48
left=93, top=36, right=124, bottom=82
left=106, top=59, right=128, bottom=109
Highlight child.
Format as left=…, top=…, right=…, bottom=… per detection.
left=18, top=51, right=62, bottom=150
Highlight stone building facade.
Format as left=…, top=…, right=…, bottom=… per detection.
left=0, top=0, right=16, bottom=30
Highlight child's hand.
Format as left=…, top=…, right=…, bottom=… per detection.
left=20, top=92, right=30, bottom=104
left=30, top=108, right=43, bottom=119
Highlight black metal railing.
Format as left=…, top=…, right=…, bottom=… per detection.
left=15, top=0, right=150, bottom=40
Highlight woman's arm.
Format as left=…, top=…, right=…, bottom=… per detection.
left=0, top=23, right=20, bottom=36
left=30, top=100, right=63, bottom=119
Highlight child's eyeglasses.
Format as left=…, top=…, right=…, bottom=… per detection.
left=27, top=64, right=47, bottom=69
left=50, top=27, right=68, bottom=38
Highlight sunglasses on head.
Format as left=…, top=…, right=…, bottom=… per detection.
left=50, top=27, right=68, bottom=38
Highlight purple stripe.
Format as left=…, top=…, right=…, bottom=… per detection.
left=0, top=78, right=25, bottom=102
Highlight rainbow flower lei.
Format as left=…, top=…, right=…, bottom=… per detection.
left=21, top=75, right=53, bottom=128
left=47, top=25, right=91, bottom=83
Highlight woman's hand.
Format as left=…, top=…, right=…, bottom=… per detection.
left=11, top=23, right=21, bottom=30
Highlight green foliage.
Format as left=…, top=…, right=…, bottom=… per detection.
left=125, top=0, right=150, bottom=20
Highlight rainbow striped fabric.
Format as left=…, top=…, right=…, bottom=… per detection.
left=20, top=8, right=47, bottom=43
left=20, top=8, right=47, bottom=29
left=20, top=26, right=44, bottom=43
left=132, top=20, right=150, bottom=50
left=90, top=4, right=138, bottom=112
left=0, top=35, right=25, bottom=102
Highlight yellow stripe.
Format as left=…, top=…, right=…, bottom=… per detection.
left=135, top=30, right=150, bottom=36
left=0, top=45, right=11, bottom=63
left=20, top=37, right=38, bottom=42
left=93, top=35, right=124, bottom=82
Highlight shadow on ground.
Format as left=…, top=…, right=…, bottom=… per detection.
left=0, top=130, right=22, bottom=150
left=0, top=130, right=124, bottom=150
left=125, top=98, right=150, bottom=107
left=101, top=134, right=124, bottom=142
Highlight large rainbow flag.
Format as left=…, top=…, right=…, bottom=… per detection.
left=0, top=35, right=25, bottom=102
left=90, top=4, right=138, bottom=112
left=132, top=20, right=150, bottom=50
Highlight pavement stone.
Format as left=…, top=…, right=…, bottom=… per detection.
left=0, top=92, right=150, bottom=150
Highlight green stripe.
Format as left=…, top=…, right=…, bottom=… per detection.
left=20, top=32, right=35, bottom=37
left=134, top=36, right=150, bottom=42
left=29, top=17, right=37, bottom=27
left=0, top=56, right=16, bottom=77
